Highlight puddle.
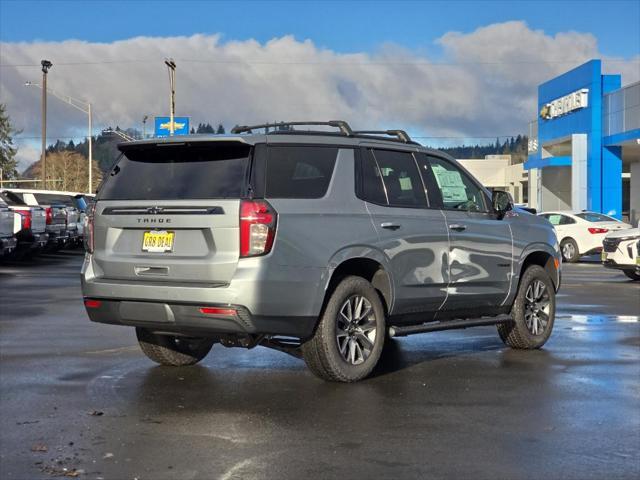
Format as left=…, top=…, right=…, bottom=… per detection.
left=558, top=314, right=639, bottom=323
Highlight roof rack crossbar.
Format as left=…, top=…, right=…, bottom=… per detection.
left=353, top=130, right=412, bottom=143
left=231, top=120, right=354, bottom=136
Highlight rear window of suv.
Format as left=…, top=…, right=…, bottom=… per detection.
left=98, top=142, right=251, bottom=200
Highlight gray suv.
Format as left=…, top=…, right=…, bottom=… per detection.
left=82, top=121, right=561, bottom=382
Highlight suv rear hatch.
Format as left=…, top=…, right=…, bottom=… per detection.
left=93, top=141, right=251, bottom=285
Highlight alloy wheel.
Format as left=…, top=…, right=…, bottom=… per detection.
left=524, top=279, right=551, bottom=335
left=562, top=242, right=575, bottom=260
left=336, top=295, right=377, bottom=365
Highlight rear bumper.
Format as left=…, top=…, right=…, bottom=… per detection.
left=17, top=231, right=49, bottom=248
left=81, top=254, right=325, bottom=338
left=83, top=297, right=317, bottom=338
left=0, top=236, right=17, bottom=254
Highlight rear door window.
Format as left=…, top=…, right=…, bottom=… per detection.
left=264, top=146, right=338, bottom=198
left=98, top=142, right=251, bottom=200
left=357, top=149, right=388, bottom=205
left=370, top=149, right=427, bottom=207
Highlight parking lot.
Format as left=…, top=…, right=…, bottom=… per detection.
left=0, top=251, right=638, bottom=480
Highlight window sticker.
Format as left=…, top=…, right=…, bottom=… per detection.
left=431, top=164, right=468, bottom=202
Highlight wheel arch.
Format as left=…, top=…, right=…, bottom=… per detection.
left=518, top=246, right=560, bottom=292
left=319, top=249, right=394, bottom=318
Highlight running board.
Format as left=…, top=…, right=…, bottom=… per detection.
left=388, top=315, right=513, bottom=338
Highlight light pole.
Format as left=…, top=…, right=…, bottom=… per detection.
left=164, top=58, right=176, bottom=136
left=142, top=115, right=149, bottom=138
left=25, top=82, right=93, bottom=193
left=40, top=60, right=52, bottom=188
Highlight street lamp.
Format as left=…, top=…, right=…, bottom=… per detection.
left=164, top=58, right=176, bottom=136
left=142, top=115, right=149, bottom=138
left=40, top=59, right=52, bottom=188
left=25, top=81, right=93, bottom=193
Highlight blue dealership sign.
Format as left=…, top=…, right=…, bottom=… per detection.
left=155, top=116, right=190, bottom=137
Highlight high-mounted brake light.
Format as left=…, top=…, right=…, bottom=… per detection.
left=15, top=209, right=32, bottom=230
left=84, top=203, right=96, bottom=254
left=45, top=207, right=53, bottom=225
left=239, top=200, right=277, bottom=257
left=588, top=227, right=609, bottom=234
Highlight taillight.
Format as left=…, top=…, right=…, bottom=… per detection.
left=83, top=203, right=96, bottom=254
left=588, top=227, right=609, bottom=234
left=239, top=200, right=277, bottom=257
left=16, top=209, right=32, bottom=230
left=45, top=207, right=52, bottom=225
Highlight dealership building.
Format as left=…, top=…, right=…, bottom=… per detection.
left=525, top=59, right=639, bottom=223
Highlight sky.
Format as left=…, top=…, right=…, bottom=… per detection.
left=1, top=0, right=639, bottom=170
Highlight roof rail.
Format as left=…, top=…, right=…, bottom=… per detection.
left=353, top=130, right=413, bottom=143
left=231, top=120, right=354, bottom=136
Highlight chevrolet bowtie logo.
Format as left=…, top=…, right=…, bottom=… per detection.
left=159, top=120, right=186, bottom=130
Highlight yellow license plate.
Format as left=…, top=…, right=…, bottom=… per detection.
left=142, top=231, right=174, bottom=253
left=601, top=251, right=607, bottom=261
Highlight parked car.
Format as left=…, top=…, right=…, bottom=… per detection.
left=7, top=189, right=76, bottom=249
left=0, top=190, right=48, bottom=252
left=602, top=222, right=640, bottom=281
left=538, top=211, right=631, bottom=263
left=82, top=121, right=561, bottom=382
left=0, top=197, right=17, bottom=256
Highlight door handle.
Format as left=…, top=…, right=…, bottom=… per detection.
left=380, top=222, right=401, bottom=231
left=448, top=224, right=467, bottom=231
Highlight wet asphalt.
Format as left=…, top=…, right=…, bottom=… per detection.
left=0, top=251, right=639, bottom=480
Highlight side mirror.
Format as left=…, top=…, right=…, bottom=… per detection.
left=492, top=190, right=513, bottom=219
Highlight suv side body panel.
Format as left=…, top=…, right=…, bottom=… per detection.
left=82, top=133, right=560, bottom=340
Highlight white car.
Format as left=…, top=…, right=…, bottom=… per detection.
left=602, top=224, right=640, bottom=281
left=538, top=211, right=631, bottom=263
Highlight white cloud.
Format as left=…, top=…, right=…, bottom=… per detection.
left=0, top=22, right=638, bottom=151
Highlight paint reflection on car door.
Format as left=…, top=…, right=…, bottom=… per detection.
left=425, top=155, right=513, bottom=310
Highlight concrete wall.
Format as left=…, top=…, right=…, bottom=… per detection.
left=458, top=157, right=526, bottom=203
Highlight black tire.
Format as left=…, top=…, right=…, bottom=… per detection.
left=301, top=276, right=386, bottom=382
left=623, top=270, right=640, bottom=281
left=136, top=328, right=214, bottom=366
left=560, top=238, right=580, bottom=263
left=498, top=265, right=555, bottom=349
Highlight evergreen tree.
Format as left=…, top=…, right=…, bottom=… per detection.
left=216, top=124, right=225, bottom=134
left=0, top=104, right=19, bottom=179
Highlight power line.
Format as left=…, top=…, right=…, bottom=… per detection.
left=1, top=58, right=638, bottom=68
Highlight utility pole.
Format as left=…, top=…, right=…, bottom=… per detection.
left=88, top=102, right=93, bottom=192
left=164, top=58, right=176, bottom=136
left=40, top=59, right=52, bottom=189
left=25, top=81, right=93, bottom=193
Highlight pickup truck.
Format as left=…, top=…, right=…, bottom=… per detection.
left=0, top=191, right=48, bottom=252
left=8, top=189, right=84, bottom=247
left=6, top=189, right=70, bottom=250
left=0, top=197, right=17, bottom=256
